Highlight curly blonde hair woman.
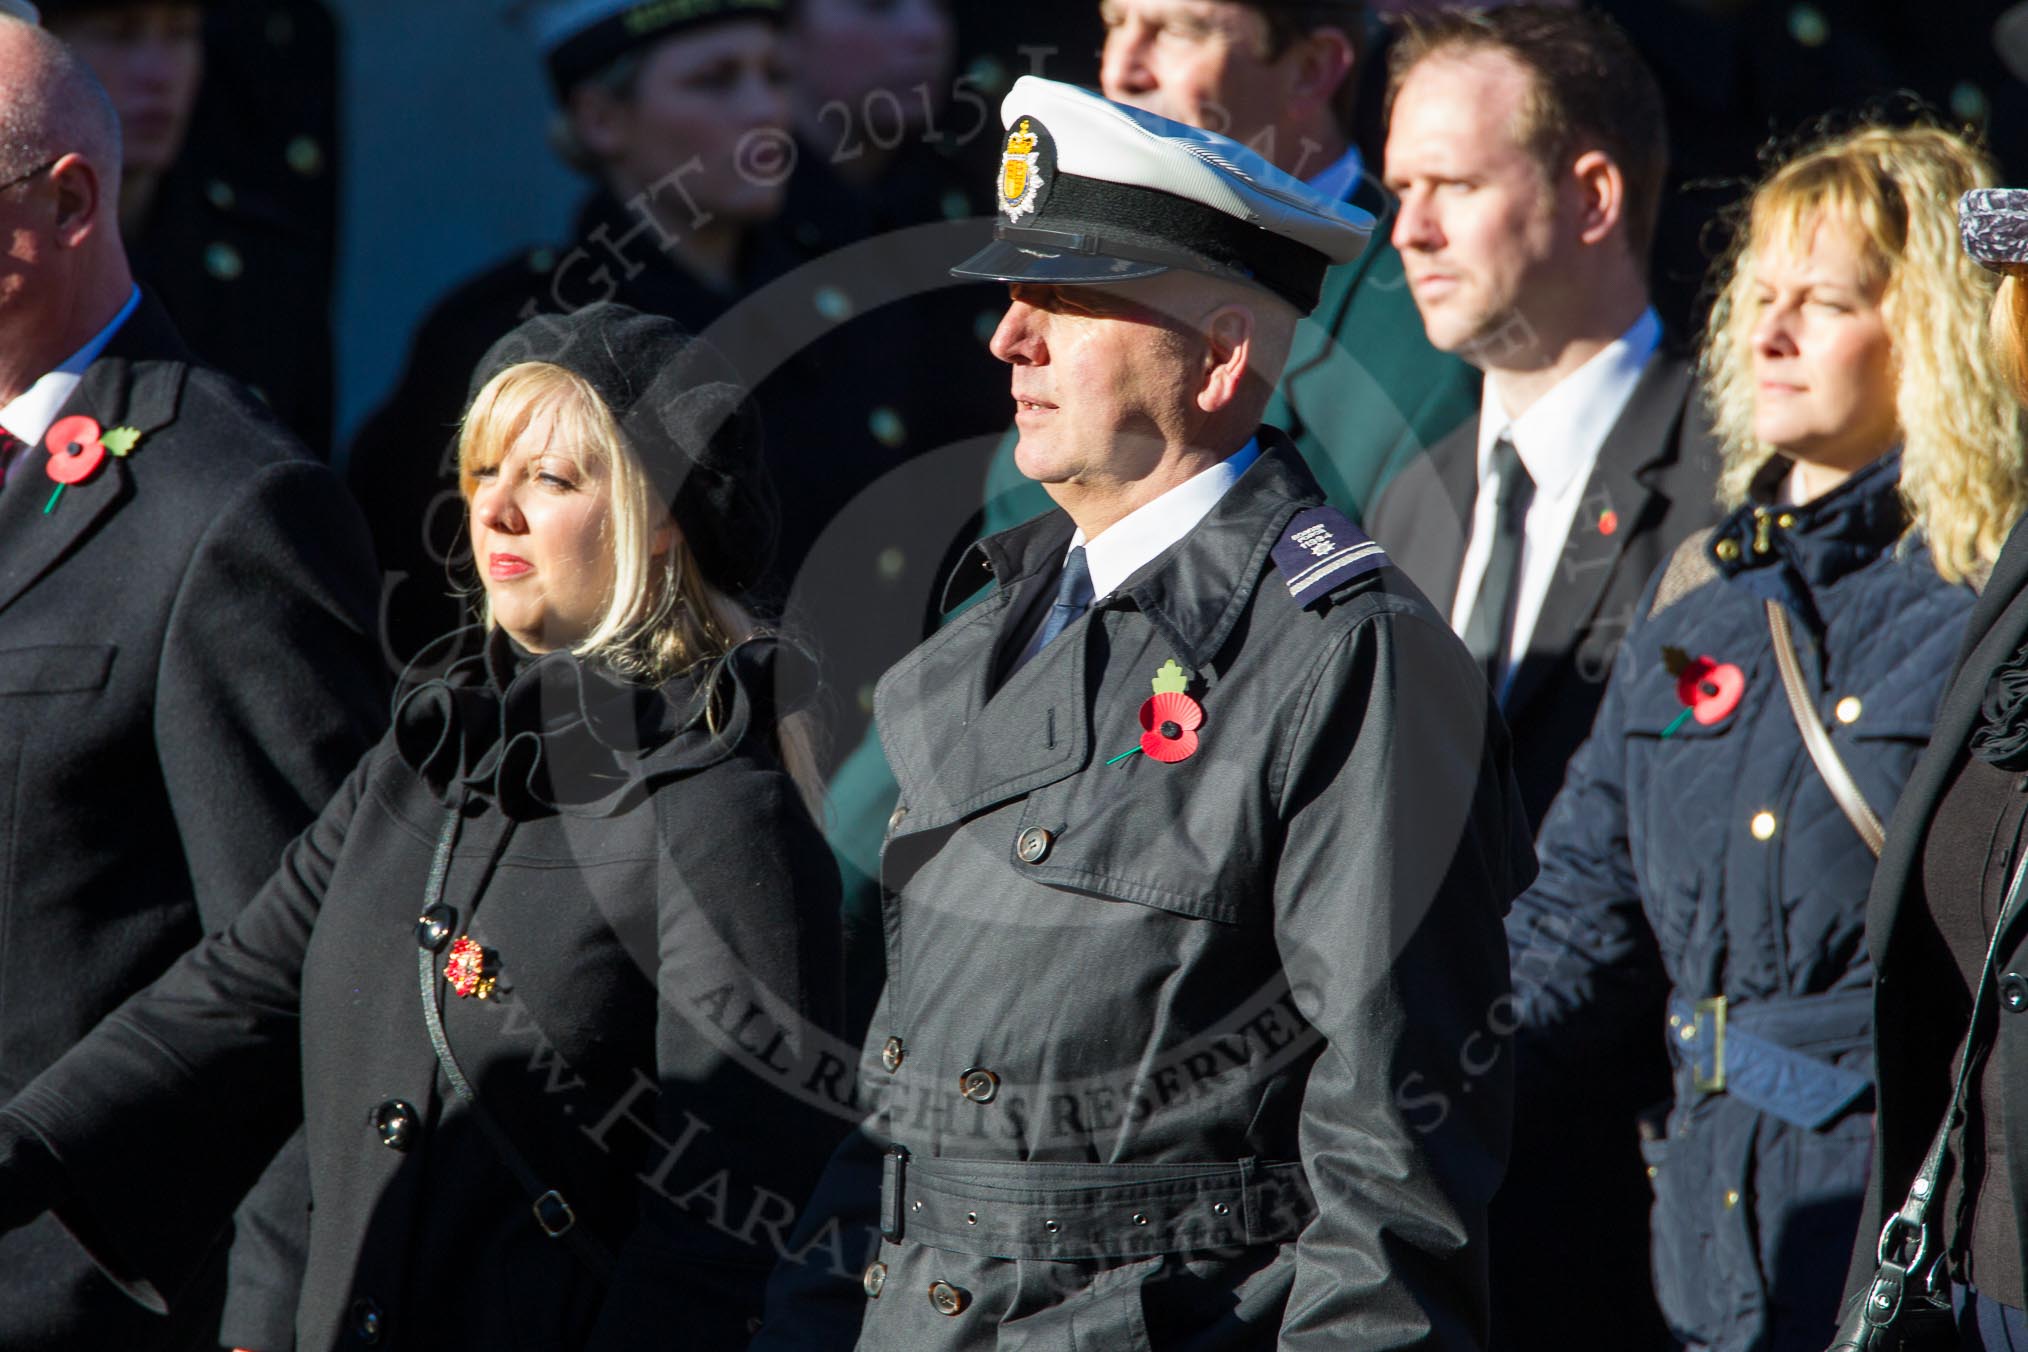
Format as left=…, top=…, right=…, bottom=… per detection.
left=1507, top=122, right=2019, bottom=1352
left=1702, top=123, right=2028, bottom=583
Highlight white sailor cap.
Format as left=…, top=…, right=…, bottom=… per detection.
left=526, top=0, right=784, bottom=97
left=952, top=76, right=1373, bottom=315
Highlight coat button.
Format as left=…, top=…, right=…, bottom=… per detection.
left=1835, top=697, right=1862, bottom=725
left=372, top=1099, right=419, bottom=1152
left=1750, top=811, right=1778, bottom=841
left=416, top=905, right=456, bottom=952
left=888, top=803, right=908, bottom=834
left=1016, top=827, right=1054, bottom=863
left=1723, top=1188, right=1741, bottom=1210
left=881, top=1036, right=906, bottom=1073
left=1715, top=538, right=1742, bottom=563
left=2003, top=973, right=2028, bottom=1013
left=928, top=1281, right=968, bottom=1316
left=862, top=1261, right=887, bottom=1298
left=958, top=1067, right=1000, bottom=1103
left=350, top=1297, right=384, bottom=1343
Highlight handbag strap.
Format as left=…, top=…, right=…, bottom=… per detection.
left=1854, top=842, right=2028, bottom=1337
left=415, top=809, right=616, bottom=1283
left=1768, top=600, right=1886, bottom=857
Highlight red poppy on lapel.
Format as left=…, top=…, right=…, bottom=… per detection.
left=1139, top=691, right=1205, bottom=763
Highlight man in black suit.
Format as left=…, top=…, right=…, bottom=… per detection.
left=1365, top=9, right=1718, bottom=1352
left=0, top=19, right=384, bottom=1351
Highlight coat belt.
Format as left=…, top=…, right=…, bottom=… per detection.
left=1666, top=989, right=1874, bottom=1131
left=879, top=1150, right=1316, bottom=1261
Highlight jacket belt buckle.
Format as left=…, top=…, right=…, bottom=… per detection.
left=1691, top=996, right=1727, bottom=1093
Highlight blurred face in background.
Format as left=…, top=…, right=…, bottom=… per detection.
left=1748, top=213, right=1899, bottom=474
left=570, top=19, right=792, bottom=224
left=785, top=0, right=952, bottom=126
left=1099, top=0, right=1286, bottom=143
left=51, top=2, right=204, bottom=178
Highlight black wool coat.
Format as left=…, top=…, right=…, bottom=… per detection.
left=0, top=635, right=848, bottom=1351
left=0, top=294, right=386, bottom=1351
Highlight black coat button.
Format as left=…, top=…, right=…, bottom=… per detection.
left=416, top=905, right=456, bottom=952
left=372, top=1099, right=418, bottom=1152
left=958, top=1067, right=999, bottom=1103
left=350, top=1297, right=384, bottom=1343
left=2003, top=973, right=2028, bottom=1013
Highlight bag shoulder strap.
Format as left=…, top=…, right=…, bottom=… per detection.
left=416, top=810, right=616, bottom=1283
left=1768, top=599, right=1885, bottom=857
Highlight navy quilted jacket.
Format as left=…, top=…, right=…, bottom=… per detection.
left=1506, top=452, right=1972, bottom=1352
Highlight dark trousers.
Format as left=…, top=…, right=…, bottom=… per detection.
left=1957, top=1286, right=2028, bottom=1349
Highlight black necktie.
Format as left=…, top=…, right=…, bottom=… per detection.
left=1021, top=545, right=1093, bottom=666
left=1463, top=436, right=1535, bottom=689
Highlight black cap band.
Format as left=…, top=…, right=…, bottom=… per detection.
left=962, top=172, right=1333, bottom=312
left=546, top=0, right=784, bottom=98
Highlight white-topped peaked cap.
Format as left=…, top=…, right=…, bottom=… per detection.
left=952, top=76, right=1373, bottom=314
left=0, top=3, right=37, bottom=22
left=524, top=0, right=784, bottom=96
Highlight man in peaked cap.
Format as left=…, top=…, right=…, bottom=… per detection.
left=758, top=76, right=1534, bottom=1350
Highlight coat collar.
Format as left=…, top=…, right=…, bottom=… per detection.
left=393, top=626, right=787, bottom=819
left=886, top=428, right=1329, bottom=836
left=0, top=292, right=191, bottom=622
left=1707, top=449, right=1908, bottom=635
left=945, top=427, right=1326, bottom=674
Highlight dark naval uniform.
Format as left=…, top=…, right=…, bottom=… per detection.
left=128, top=0, right=341, bottom=453
left=767, top=432, right=1536, bottom=1349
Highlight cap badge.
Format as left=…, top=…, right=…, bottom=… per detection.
left=1000, top=118, right=1047, bottom=224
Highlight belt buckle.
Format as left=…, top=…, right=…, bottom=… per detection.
left=1691, top=995, right=1727, bottom=1093
left=533, top=1189, right=576, bottom=1238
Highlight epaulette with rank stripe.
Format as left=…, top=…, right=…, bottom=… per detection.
left=1273, top=506, right=1389, bottom=608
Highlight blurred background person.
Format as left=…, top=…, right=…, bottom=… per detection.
left=1508, top=122, right=2024, bottom=1352
left=1836, top=187, right=2028, bottom=1347
left=1366, top=14, right=1720, bottom=1343
left=46, top=0, right=340, bottom=452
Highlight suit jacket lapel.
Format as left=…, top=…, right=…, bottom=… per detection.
left=1503, top=352, right=1691, bottom=720
left=0, top=297, right=188, bottom=620
left=1372, top=419, right=1476, bottom=615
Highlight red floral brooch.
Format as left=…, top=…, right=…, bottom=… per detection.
left=1660, top=646, right=1745, bottom=737
left=42, top=415, right=141, bottom=515
left=445, top=935, right=498, bottom=999
left=1109, top=660, right=1204, bottom=766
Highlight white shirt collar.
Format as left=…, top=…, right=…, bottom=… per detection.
left=0, top=286, right=143, bottom=445
left=1070, top=438, right=1262, bottom=599
left=1476, top=307, right=1662, bottom=499
left=1304, top=143, right=1365, bottom=206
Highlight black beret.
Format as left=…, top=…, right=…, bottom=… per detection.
left=467, top=302, right=778, bottom=596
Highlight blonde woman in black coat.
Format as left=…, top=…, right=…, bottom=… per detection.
left=0, top=302, right=846, bottom=1350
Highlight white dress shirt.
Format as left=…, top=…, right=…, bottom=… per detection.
left=1450, top=308, right=1662, bottom=693
left=0, top=285, right=142, bottom=448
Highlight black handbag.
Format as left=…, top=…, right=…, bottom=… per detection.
left=1826, top=842, right=2028, bottom=1349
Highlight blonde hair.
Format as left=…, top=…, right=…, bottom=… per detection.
left=457, top=361, right=824, bottom=812
left=1701, top=123, right=2028, bottom=585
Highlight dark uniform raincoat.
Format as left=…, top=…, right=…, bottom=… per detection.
left=763, top=431, right=1536, bottom=1349
left=1507, top=453, right=1973, bottom=1351
left=0, top=634, right=845, bottom=1351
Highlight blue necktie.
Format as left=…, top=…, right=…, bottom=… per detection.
left=1028, top=545, right=1093, bottom=658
